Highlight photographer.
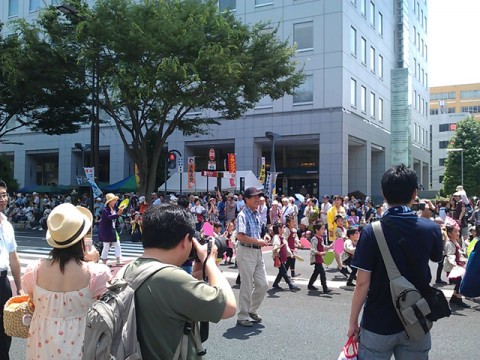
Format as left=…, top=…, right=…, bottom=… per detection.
left=125, top=204, right=236, bottom=359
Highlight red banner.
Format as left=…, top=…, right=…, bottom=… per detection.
left=228, top=153, right=236, bottom=187
left=188, top=157, right=195, bottom=189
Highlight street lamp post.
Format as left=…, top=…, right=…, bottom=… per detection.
left=265, top=132, right=280, bottom=174
left=75, top=143, right=91, bottom=168
left=447, top=148, right=464, bottom=187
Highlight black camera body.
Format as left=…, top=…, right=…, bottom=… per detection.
left=189, top=233, right=228, bottom=261
left=411, top=202, right=426, bottom=211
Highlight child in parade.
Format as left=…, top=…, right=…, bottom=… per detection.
left=307, top=221, right=332, bottom=293
left=272, top=222, right=300, bottom=291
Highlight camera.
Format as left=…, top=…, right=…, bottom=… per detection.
left=411, top=202, right=426, bottom=211
left=189, top=233, right=228, bottom=261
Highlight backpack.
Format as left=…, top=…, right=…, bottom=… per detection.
left=82, top=260, right=202, bottom=360
left=372, top=222, right=432, bottom=342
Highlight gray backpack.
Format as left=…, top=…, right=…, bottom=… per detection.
left=372, top=222, right=432, bottom=341
left=82, top=260, right=201, bottom=360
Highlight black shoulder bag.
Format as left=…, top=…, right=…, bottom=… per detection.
left=381, top=218, right=451, bottom=321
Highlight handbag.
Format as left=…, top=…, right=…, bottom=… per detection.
left=273, top=256, right=281, bottom=268
left=3, top=295, right=35, bottom=338
left=381, top=218, right=451, bottom=322
left=337, top=336, right=358, bottom=360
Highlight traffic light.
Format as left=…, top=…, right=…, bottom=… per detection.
left=167, top=152, right=177, bottom=169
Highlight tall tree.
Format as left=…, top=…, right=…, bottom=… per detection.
left=442, top=116, right=480, bottom=196
left=0, top=21, right=91, bottom=144
left=20, top=0, right=304, bottom=198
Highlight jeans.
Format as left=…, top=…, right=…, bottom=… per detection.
left=358, top=327, right=431, bottom=360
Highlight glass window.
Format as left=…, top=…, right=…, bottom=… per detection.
left=369, top=1, right=375, bottom=27
left=370, top=92, right=375, bottom=118
left=361, top=86, right=366, bottom=112
left=378, top=98, right=383, bottom=122
left=378, top=54, right=383, bottom=78
left=8, top=0, right=19, bottom=16
left=29, top=0, right=41, bottom=12
left=439, top=141, right=449, bottom=149
left=219, top=0, right=236, bottom=11
left=413, top=26, right=417, bottom=46
left=460, top=89, right=480, bottom=99
left=360, top=37, right=366, bottom=64
left=294, top=22, right=313, bottom=51
left=255, top=95, right=273, bottom=109
left=361, top=0, right=366, bottom=17
left=293, top=74, right=313, bottom=104
left=350, top=79, right=357, bottom=107
left=439, top=175, right=444, bottom=184
left=414, top=58, right=417, bottom=77
left=439, top=158, right=445, bottom=166
left=370, top=47, right=375, bottom=72
left=255, top=0, right=273, bottom=6
left=378, top=12, right=383, bottom=36
left=350, top=27, right=357, bottom=56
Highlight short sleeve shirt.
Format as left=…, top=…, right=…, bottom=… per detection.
left=0, top=213, right=17, bottom=271
left=351, top=207, right=443, bottom=335
left=237, top=207, right=261, bottom=239
left=128, top=259, right=227, bottom=360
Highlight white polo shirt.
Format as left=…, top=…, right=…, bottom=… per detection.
left=0, top=213, right=17, bottom=272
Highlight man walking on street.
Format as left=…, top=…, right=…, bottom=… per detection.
left=236, top=187, right=269, bottom=327
left=347, top=165, right=443, bottom=359
left=0, top=179, right=23, bottom=360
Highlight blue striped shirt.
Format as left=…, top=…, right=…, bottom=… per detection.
left=237, top=206, right=261, bottom=239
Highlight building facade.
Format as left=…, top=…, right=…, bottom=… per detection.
left=429, top=83, right=480, bottom=191
left=1, top=0, right=430, bottom=199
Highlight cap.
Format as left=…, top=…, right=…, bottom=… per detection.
left=323, top=195, right=329, bottom=199
left=95, top=198, right=101, bottom=201
left=453, top=191, right=462, bottom=196
left=243, top=187, right=263, bottom=198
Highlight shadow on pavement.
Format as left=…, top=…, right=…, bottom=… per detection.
left=222, top=323, right=265, bottom=340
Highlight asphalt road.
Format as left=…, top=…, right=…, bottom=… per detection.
left=9, top=230, right=480, bottom=359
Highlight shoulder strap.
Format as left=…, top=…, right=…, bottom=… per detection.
left=371, top=222, right=402, bottom=280
left=118, top=259, right=172, bottom=291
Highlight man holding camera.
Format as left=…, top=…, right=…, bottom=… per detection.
left=126, top=204, right=236, bottom=359
left=236, top=187, right=269, bottom=327
left=347, top=164, right=443, bottom=359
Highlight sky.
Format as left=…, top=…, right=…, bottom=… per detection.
left=428, top=0, right=480, bottom=87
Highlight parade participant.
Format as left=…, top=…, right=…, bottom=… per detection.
left=236, top=187, right=269, bottom=327
left=271, top=222, right=300, bottom=291
left=343, top=227, right=359, bottom=287
left=284, top=216, right=301, bottom=278
left=307, top=221, right=332, bottom=293
left=98, top=193, right=124, bottom=266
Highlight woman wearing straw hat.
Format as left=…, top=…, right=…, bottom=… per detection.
left=98, top=193, right=124, bottom=266
left=21, top=203, right=112, bottom=359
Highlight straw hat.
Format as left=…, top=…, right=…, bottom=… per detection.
left=104, top=193, right=119, bottom=205
left=46, top=203, right=93, bottom=249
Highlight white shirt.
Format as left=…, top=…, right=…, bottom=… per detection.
left=258, top=204, right=268, bottom=224
left=320, top=202, right=332, bottom=223
left=0, top=213, right=17, bottom=271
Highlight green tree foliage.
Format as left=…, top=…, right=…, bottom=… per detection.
left=18, top=0, right=304, bottom=198
left=0, top=21, right=90, bottom=144
left=0, top=154, right=19, bottom=191
left=442, top=116, right=480, bottom=196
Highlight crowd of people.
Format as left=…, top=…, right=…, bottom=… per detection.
left=0, top=168, right=479, bottom=358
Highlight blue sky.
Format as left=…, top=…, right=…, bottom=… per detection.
left=428, top=0, right=480, bottom=87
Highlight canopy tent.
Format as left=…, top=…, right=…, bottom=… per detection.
left=158, top=170, right=263, bottom=194
left=16, top=184, right=72, bottom=194
left=102, top=175, right=137, bottom=193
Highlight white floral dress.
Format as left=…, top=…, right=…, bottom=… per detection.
left=22, top=261, right=111, bottom=359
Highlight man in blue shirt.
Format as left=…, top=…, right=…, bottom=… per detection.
left=236, top=187, right=269, bottom=327
left=347, top=165, right=443, bottom=359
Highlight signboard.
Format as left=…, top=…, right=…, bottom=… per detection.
left=209, top=148, right=215, bottom=161
left=208, top=161, right=216, bottom=170
left=187, top=157, right=195, bottom=188
left=259, top=157, right=266, bottom=183
left=178, top=156, right=184, bottom=173
left=228, top=153, right=236, bottom=187
left=201, top=171, right=219, bottom=177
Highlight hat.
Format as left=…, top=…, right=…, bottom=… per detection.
left=272, top=200, right=279, bottom=205
left=105, top=193, right=119, bottom=205
left=139, top=196, right=146, bottom=202
left=243, top=187, right=262, bottom=198
left=281, top=198, right=289, bottom=203
left=323, top=195, right=329, bottom=199
left=300, top=217, right=309, bottom=227
left=456, top=185, right=464, bottom=191
left=32, top=192, right=38, bottom=195
left=95, top=198, right=101, bottom=201
left=453, top=191, right=462, bottom=196
left=46, top=203, right=92, bottom=249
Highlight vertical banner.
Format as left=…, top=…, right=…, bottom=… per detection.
left=187, top=157, right=196, bottom=189
left=264, top=173, right=271, bottom=199
left=266, top=171, right=278, bottom=199
left=228, top=153, right=236, bottom=188
left=134, top=163, right=141, bottom=190
left=83, top=167, right=103, bottom=198
left=259, top=157, right=266, bottom=184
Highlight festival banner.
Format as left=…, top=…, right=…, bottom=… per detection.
left=187, top=157, right=196, bottom=189
left=134, top=163, right=140, bottom=189
left=259, top=157, right=266, bottom=184
left=228, top=153, right=236, bottom=188
left=83, top=167, right=103, bottom=198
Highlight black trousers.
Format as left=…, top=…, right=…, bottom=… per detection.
left=285, top=257, right=296, bottom=274
left=273, top=263, right=293, bottom=287
left=0, top=274, right=12, bottom=360
left=308, top=263, right=328, bottom=290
